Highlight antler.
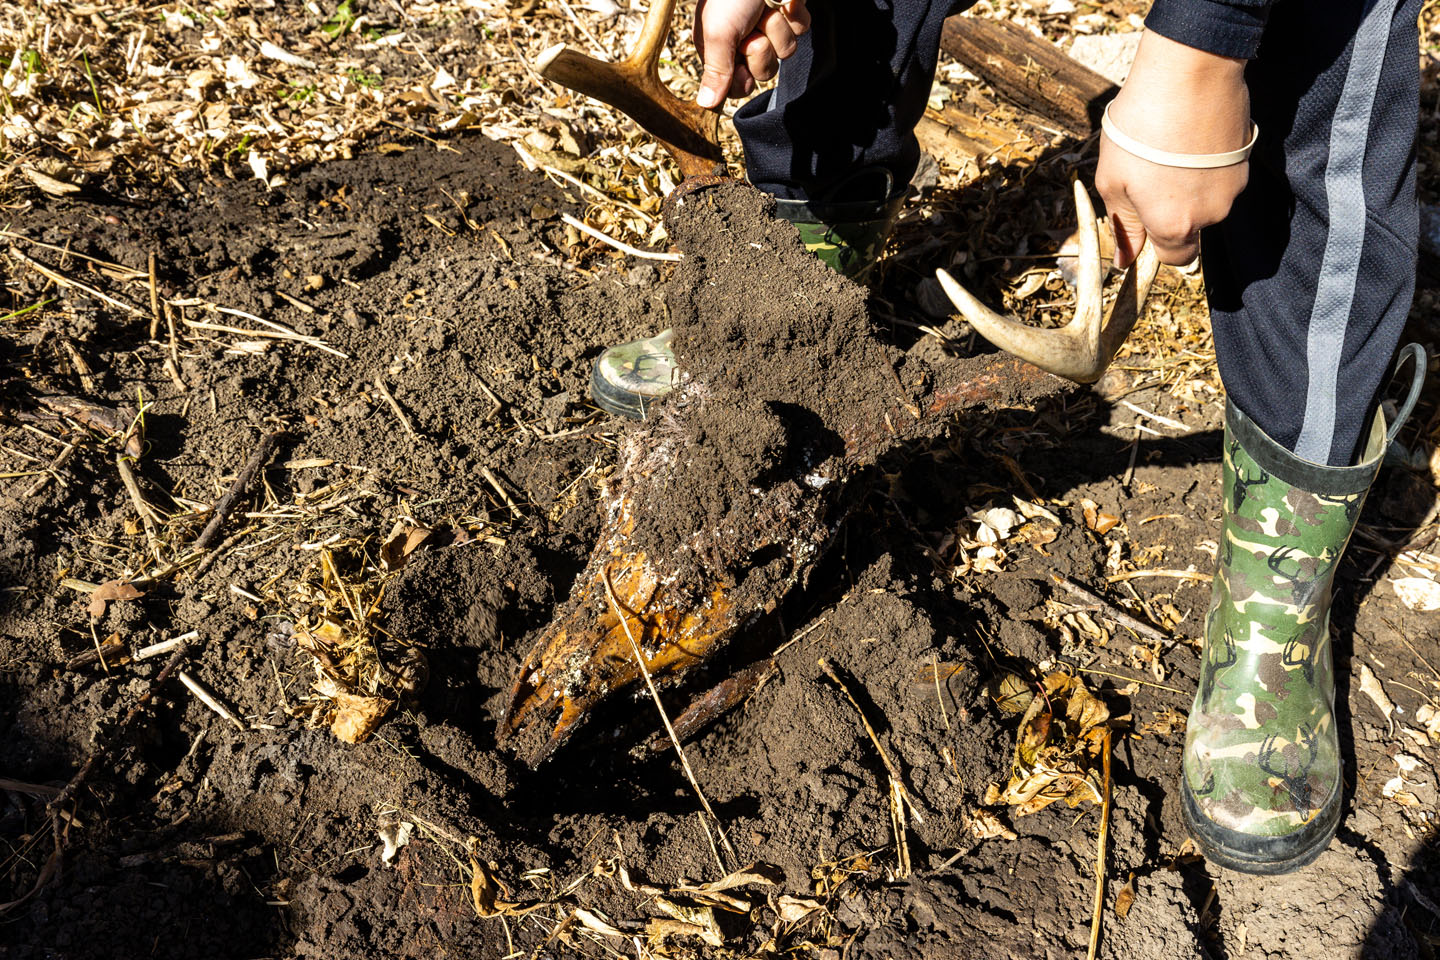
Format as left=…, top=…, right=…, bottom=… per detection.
left=935, top=181, right=1160, bottom=384
left=535, top=0, right=724, bottom=180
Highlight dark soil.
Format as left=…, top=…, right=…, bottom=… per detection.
left=2, top=132, right=1438, bottom=960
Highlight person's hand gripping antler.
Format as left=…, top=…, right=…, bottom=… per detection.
left=693, top=0, right=811, bottom=107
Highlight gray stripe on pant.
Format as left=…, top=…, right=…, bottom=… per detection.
left=1294, top=0, right=1394, bottom=464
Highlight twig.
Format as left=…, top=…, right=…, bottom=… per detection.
left=0, top=231, right=145, bottom=277
left=481, top=465, right=523, bottom=518
left=137, top=630, right=199, bottom=660
left=22, top=442, right=75, bottom=498
left=602, top=564, right=736, bottom=868
left=1079, top=668, right=1187, bottom=695
left=191, top=430, right=283, bottom=557
left=178, top=316, right=348, bottom=358
left=1105, top=569, right=1210, bottom=585
left=147, top=251, right=161, bottom=340
left=819, top=658, right=925, bottom=824
left=274, top=289, right=317, bottom=314
left=1052, top=574, right=1168, bottom=643
left=560, top=212, right=682, bottom=262
left=374, top=374, right=417, bottom=438
left=1086, top=731, right=1114, bottom=960
left=1117, top=399, right=1190, bottom=432
left=115, top=454, right=165, bottom=563
left=10, top=247, right=145, bottom=316
left=178, top=671, right=246, bottom=732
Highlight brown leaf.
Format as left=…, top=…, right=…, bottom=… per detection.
left=329, top=693, right=393, bottom=743
left=469, top=856, right=508, bottom=917
left=776, top=895, right=823, bottom=924
left=379, top=522, right=432, bottom=571
left=1081, top=498, right=1120, bottom=535
left=966, top=808, right=1017, bottom=841
left=1115, top=872, right=1136, bottom=920
left=88, top=580, right=145, bottom=618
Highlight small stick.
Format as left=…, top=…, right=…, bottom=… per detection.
left=147, top=251, right=161, bottom=340
left=373, top=375, right=416, bottom=438
left=22, top=443, right=75, bottom=498
left=274, top=289, right=317, bottom=314
left=1052, top=574, right=1168, bottom=643
left=178, top=671, right=246, bottom=732
left=1106, top=569, right=1210, bottom=585
left=602, top=565, right=736, bottom=867
left=1079, top=668, right=1187, bottom=695
left=1086, top=731, right=1114, bottom=960
left=60, top=340, right=97, bottom=394
left=115, top=454, right=165, bottom=562
left=10, top=247, right=145, bottom=316
left=191, top=430, right=282, bottom=556
left=819, top=658, right=925, bottom=824
left=179, top=317, right=347, bottom=359
left=137, top=630, right=200, bottom=660
left=163, top=301, right=186, bottom=390
left=559, top=212, right=682, bottom=263
left=1117, top=399, right=1190, bottom=433
left=481, top=466, right=523, bottom=518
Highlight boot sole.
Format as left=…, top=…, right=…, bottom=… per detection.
left=589, top=357, right=658, bottom=421
left=1180, top=779, right=1341, bottom=875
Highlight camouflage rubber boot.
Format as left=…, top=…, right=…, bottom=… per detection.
left=589, top=176, right=904, bottom=420
left=1181, top=380, right=1416, bottom=873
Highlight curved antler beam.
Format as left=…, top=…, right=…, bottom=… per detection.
left=936, top=181, right=1160, bottom=384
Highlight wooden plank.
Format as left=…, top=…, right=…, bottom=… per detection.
left=941, top=15, right=1119, bottom=137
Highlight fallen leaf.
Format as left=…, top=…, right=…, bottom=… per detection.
left=1081, top=498, right=1120, bottom=535
left=1417, top=704, right=1440, bottom=742
left=329, top=692, right=393, bottom=743
left=1391, top=577, right=1440, bottom=612
left=1382, top=775, right=1421, bottom=806
left=88, top=580, right=145, bottom=618
left=776, top=895, right=823, bottom=924
left=379, top=522, right=432, bottom=571
left=573, top=908, right=627, bottom=938
left=378, top=819, right=413, bottom=864
left=674, top=861, right=783, bottom=895
left=653, top=899, right=722, bottom=945
left=1013, top=496, right=1062, bottom=524
left=988, top=672, right=1111, bottom=815
left=1358, top=663, right=1396, bottom=736
left=1114, top=872, right=1137, bottom=920
left=1395, top=753, right=1426, bottom=776
left=21, top=165, right=80, bottom=196
left=966, top=808, right=1017, bottom=841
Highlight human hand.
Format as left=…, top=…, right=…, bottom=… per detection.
left=1095, top=31, right=1252, bottom=269
left=694, top=0, right=810, bottom=108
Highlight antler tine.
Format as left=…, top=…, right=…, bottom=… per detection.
left=936, top=181, right=1156, bottom=385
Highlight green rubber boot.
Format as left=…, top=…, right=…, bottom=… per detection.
left=589, top=176, right=904, bottom=420
left=1182, top=346, right=1426, bottom=873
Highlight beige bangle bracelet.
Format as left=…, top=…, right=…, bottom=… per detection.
left=1101, top=103, right=1259, bottom=169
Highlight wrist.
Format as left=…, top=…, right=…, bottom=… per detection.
left=1109, top=31, right=1251, bottom=155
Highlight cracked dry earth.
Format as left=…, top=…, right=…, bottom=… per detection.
left=1, top=132, right=1439, bottom=959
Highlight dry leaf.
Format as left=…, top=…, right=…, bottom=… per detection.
left=1013, top=496, right=1062, bottom=524
left=1358, top=663, right=1396, bottom=736
left=88, top=580, right=145, bottom=618
left=469, top=856, right=508, bottom=917
left=21, top=165, right=80, bottom=196
left=1081, top=498, right=1120, bottom=535
left=1382, top=775, right=1421, bottom=806
left=966, top=808, right=1017, bottom=841
left=1391, top=577, right=1440, bottom=612
left=1417, top=704, right=1440, bottom=742
left=379, top=522, right=432, bottom=571
left=329, top=692, right=393, bottom=743
left=988, top=672, right=1111, bottom=815
left=776, top=895, right=823, bottom=923
left=674, top=861, right=783, bottom=895
left=1114, top=872, right=1137, bottom=920
left=378, top=819, right=413, bottom=864
left=653, top=899, right=723, bottom=945
left=573, top=908, right=627, bottom=938
left=1395, top=753, right=1426, bottom=776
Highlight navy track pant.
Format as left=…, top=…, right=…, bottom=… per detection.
left=734, top=0, right=1421, bottom=466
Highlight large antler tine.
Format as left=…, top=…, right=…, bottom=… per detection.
left=1094, top=238, right=1160, bottom=374
left=626, top=0, right=677, bottom=77
left=1071, top=180, right=1104, bottom=338
left=937, top=180, right=1153, bottom=384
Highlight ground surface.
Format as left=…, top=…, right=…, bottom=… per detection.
left=3, top=4, right=1440, bottom=960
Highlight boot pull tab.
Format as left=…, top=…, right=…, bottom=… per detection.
left=1385, top=342, right=1428, bottom=448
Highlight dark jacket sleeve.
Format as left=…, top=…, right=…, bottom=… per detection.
left=1144, top=0, right=1273, bottom=59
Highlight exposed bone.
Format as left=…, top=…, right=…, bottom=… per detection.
left=936, top=181, right=1160, bottom=384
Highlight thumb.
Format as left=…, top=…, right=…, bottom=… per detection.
left=696, top=18, right=739, bottom=108
left=1107, top=200, right=1146, bottom=272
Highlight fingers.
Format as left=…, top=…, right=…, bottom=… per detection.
left=694, top=0, right=805, bottom=108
